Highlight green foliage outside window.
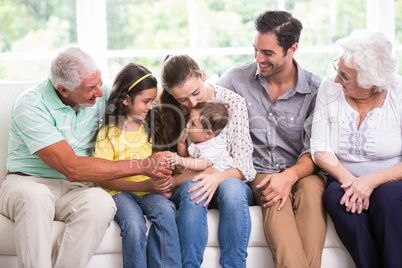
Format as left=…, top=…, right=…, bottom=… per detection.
left=0, top=0, right=401, bottom=82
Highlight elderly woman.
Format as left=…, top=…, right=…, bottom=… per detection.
left=311, top=29, right=402, bottom=268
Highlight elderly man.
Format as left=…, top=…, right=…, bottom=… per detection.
left=0, top=46, right=172, bottom=268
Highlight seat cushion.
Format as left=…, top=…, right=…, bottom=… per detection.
left=0, top=206, right=346, bottom=255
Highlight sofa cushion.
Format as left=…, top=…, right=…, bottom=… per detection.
left=0, top=214, right=65, bottom=255
left=0, top=206, right=346, bottom=256
left=0, top=81, right=40, bottom=181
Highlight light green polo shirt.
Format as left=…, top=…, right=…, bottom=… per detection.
left=7, top=77, right=110, bottom=180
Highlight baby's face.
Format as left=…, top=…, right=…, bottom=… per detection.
left=188, top=109, right=210, bottom=143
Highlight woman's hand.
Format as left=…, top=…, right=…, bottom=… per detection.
left=187, top=172, right=222, bottom=207
left=340, top=175, right=376, bottom=214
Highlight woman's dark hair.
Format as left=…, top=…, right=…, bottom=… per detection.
left=255, top=10, right=303, bottom=54
left=103, top=62, right=157, bottom=142
left=152, top=54, right=202, bottom=152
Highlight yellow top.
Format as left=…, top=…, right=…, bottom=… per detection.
left=94, top=124, right=151, bottom=197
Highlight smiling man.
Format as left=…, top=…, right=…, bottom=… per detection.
left=0, top=46, right=172, bottom=268
left=217, top=10, right=326, bottom=268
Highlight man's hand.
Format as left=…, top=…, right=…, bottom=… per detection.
left=256, top=172, right=295, bottom=211
left=138, top=151, right=174, bottom=179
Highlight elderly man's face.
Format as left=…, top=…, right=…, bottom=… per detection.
left=67, top=70, right=103, bottom=108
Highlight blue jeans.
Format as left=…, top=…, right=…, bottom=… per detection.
left=171, top=178, right=254, bottom=268
left=112, top=192, right=181, bottom=268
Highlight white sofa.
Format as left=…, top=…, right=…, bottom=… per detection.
left=0, top=81, right=355, bottom=268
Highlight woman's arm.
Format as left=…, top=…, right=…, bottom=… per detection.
left=310, top=78, right=355, bottom=184
left=172, top=167, right=220, bottom=188
left=367, top=162, right=402, bottom=186
left=223, top=90, right=255, bottom=182
left=313, top=151, right=356, bottom=184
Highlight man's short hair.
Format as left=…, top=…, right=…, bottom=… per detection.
left=50, top=46, right=99, bottom=91
left=255, top=10, right=303, bottom=54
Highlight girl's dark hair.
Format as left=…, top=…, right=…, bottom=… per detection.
left=255, top=10, right=303, bottom=55
left=152, top=54, right=202, bottom=152
left=103, top=62, right=157, bottom=142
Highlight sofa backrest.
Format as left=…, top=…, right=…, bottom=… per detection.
left=0, top=81, right=41, bottom=182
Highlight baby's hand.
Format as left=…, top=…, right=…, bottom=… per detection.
left=178, top=127, right=189, bottom=145
left=166, top=152, right=180, bottom=166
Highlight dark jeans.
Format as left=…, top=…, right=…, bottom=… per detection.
left=323, top=176, right=402, bottom=268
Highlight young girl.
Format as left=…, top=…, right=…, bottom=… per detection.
left=94, top=62, right=181, bottom=268
left=153, top=54, right=255, bottom=268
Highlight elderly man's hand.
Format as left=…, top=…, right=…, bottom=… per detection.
left=140, top=151, right=174, bottom=179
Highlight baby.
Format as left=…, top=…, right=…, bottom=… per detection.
left=167, top=101, right=233, bottom=172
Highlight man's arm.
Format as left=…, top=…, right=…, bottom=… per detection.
left=35, top=140, right=172, bottom=182
left=257, top=153, right=319, bottom=210
left=284, top=153, right=319, bottom=183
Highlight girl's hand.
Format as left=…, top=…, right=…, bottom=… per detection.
left=340, top=175, right=376, bottom=214
left=188, top=173, right=223, bottom=207
left=148, top=176, right=173, bottom=194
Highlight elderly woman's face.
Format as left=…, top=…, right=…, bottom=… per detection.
left=169, top=75, right=207, bottom=111
left=334, top=58, right=357, bottom=87
left=335, top=58, right=374, bottom=99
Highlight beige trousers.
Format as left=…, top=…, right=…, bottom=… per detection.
left=0, top=174, right=116, bottom=268
left=250, top=173, right=327, bottom=268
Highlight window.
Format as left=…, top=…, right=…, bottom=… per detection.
left=395, top=0, right=402, bottom=71
left=0, top=0, right=77, bottom=81
left=0, top=0, right=400, bottom=82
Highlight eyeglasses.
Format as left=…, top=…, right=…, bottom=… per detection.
left=332, top=58, right=356, bottom=85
